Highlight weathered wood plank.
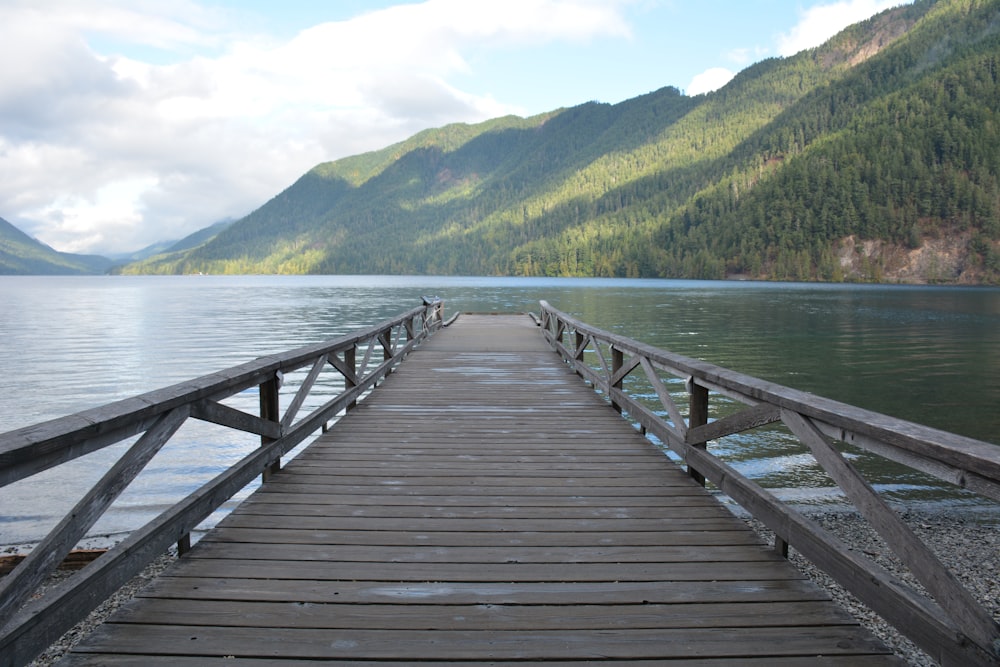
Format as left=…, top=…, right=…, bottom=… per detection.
left=61, top=657, right=903, bottom=666
left=138, top=576, right=835, bottom=604
left=255, top=473, right=693, bottom=485
left=287, top=454, right=671, bottom=466
left=186, top=542, right=783, bottom=564
left=199, top=527, right=764, bottom=547
left=251, top=482, right=707, bottom=496
left=226, top=504, right=740, bottom=532
left=70, top=625, right=892, bottom=660
left=162, top=556, right=803, bottom=582
left=227, top=502, right=733, bottom=519
left=113, top=599, right=856, bottom=629
left=203, top=526, right=759, bottom=547
left=211, top=513, right=752, bottom=533
left=234, top=492, right=714, bottom=507
left=62, top=314, right=898, bottom=665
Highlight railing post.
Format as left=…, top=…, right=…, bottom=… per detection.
left=422, top=297, right=443, bottom=330
left=259, top=372, right=281, bottom=483
left=382, top=331, right=392, bottom=363
left=775, top=535, right=789, bottom=558
left=611, top=347, right=624, bottom=414
left=345, top=345, right=358, bottom=412
left=687, top=379, right=709, bottom=486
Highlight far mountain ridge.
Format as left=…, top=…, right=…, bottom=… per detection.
left=0, top=215, right=239, bottom=275
left=109, top=0, right=1000, bottom=284
left=0, top=216, right=112, bottom=275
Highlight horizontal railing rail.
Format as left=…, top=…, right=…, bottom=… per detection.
left=0, top=300, right=445, bottom=667
left=538, top=300, right=1000, bottom=667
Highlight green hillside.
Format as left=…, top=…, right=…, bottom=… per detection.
left=123, top=0, right=1000, bottom=284
left=0, top=216, right=111, bottom=275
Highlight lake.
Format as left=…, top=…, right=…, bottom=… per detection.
left=1, top=274, right=998, bottom=546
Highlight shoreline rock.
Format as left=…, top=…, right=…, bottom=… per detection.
left=744, top=508, right=1000, bottom=666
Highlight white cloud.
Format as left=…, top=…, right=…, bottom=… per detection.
left=778, top=0, right=904, bottom=57
left=33, top=178, right=157, bottom=254
left=0, top=0, right=633, bottom=255
left=686, top=68, right=735, bottom=96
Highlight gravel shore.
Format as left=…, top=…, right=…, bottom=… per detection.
left=14, top=507, right=1000, bottom=666
left=745, top=507, right=1000, bottom=666
left=26, top=551, right=177, bottom=667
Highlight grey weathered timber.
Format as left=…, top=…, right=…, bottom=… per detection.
left=0, top=301, right=444, bottom=667
left=60, top=315, right=900, bottom=665
left=0, top=406, right=188, bottom=630
left=540, top=301, right=1000, bottom=666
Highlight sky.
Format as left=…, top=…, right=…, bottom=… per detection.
left=0, top=0, right=909, bottom=256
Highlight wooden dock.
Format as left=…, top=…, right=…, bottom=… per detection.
left=60, top=314, right=899, bottom=664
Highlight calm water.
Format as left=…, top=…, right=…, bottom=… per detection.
left=1, top=275, right=998, bottom=545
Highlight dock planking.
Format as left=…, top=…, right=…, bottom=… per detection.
left=62, top=314, right=901, bottom=665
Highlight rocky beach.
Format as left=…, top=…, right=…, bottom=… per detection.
left=746, top=508, right=1000, bottom=666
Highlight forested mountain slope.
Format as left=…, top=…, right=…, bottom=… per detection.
left=123, top=0, right=1000, bottom=283
left=0, top=216, right=111, bottom=275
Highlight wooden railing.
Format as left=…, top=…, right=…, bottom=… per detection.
left=0, top=300, right=445, bottom=667
left=538, top=300, right=1000, bottom=667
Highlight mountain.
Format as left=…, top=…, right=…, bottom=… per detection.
left=107, top=241, right=179, bottom=264
left=164, top=218, right=236, bottom=253
left=0, top=216, right=112, bottom=275
left=107, top=218, right=236, bottom=265
left=122, top=0, right=1000, bottom=284
left=0, top=213, right=236, bottom=275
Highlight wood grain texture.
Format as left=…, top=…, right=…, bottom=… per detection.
left=63, top=315, right=900, bottom=665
